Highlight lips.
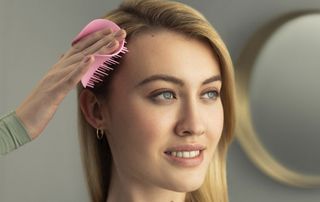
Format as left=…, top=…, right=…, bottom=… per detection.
left=163, top=144, right=206, bottom=167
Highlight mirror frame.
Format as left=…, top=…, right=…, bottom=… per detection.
left=235, top=10, right=320, bottom=188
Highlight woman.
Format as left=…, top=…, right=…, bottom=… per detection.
left=0, top=0, right=235, bottom=201
left=78, top=0, right=235, bottom=201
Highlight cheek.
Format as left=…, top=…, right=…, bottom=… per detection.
left=207, top=102, right=224, bottom=145
left=109, top=98, right=168, bottom=155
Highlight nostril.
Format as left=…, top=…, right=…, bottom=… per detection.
left=182, top=130, right=192, bottom=135
left=176, top=129, right=205, bottom=137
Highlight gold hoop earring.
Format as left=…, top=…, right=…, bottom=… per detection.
left=96, top=128, right=105, bottom=140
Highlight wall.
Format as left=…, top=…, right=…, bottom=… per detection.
left=0, top=0, right=319, bottom=201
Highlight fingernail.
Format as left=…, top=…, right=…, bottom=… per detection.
left=106, top=40, right=117, bottom=48
left=103, top=28, right=112, bottom=35
left=114, top=29, right=125, bottom=37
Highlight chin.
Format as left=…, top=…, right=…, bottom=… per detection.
left=164, top=175, right=205, bottom=193
left=170, top=183, right=203, bottom=193
left=158, top=156, right=210, bottom=193
left=176, top=184, right=203, bottom=193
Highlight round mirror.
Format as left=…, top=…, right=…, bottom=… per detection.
left=235, top=11, right=320, bottom=188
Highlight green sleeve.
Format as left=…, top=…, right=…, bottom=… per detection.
left=0, top=110, right=32, bottom=156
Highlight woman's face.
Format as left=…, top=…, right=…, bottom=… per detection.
left=101, top=29, right=223, bottom=192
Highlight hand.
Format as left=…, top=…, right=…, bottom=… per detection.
left=15, top=27, right=127, bottom=140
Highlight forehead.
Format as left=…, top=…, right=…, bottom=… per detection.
left=115, top=29, right=221, bottom=85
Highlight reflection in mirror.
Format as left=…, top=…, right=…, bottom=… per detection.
left=236, top=11, right=320, bottom=188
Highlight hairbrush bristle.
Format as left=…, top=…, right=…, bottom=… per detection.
left=71, top=19, right=129, bottom=88
left=85, top=46, right=129, bottom=88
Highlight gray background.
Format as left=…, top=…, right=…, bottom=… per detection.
left=0, top=0, right=319, bottom=201
left=249, top=13, right=320, bottom=175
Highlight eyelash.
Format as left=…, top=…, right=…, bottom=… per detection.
left=150, top=89, right=220, bottom=102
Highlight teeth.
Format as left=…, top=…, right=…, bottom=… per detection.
left=168, top=150, right=200, bottom=158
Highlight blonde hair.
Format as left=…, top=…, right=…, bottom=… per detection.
left=77, top=0, right=236, bottom=201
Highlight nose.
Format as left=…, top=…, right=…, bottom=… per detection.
left=175, top=99, right=206, bottom=137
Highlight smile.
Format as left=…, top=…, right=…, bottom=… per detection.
left=165, top=150, right=201, bottom=158
left=164, top=144, right=206, bottom=167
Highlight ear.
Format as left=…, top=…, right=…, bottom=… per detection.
left=79, top=89, right=109, bottom=130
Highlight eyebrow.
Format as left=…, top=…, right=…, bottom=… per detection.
left=135, top=74, right=221, bottom=88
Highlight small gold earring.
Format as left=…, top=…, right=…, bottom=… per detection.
left=96, top=128, right=105, bottom=140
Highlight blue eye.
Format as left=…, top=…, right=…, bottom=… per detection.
left=152, top=91, right=176, bottom=100
left=202, top=90, right=220, bottom=100
left=150, top=89, right=220, bottom=102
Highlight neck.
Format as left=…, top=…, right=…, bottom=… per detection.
left=106, top=164, right=186, bottom=202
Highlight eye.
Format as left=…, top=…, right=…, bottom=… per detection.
left=150, top=90, right=176, bottom=101
left=202, top=90, right=220, bottom=100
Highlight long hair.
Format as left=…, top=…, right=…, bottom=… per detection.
left=77, top=0, right=235, bottom=201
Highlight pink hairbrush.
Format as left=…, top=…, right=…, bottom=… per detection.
left=71, top=19, right=128, bottom=88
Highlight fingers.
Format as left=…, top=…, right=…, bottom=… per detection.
left=59, top=55, right=95, bottom=90
left=96, top=40, right=119, bottom=55
left=61, top=30, right=126, bottom=67
left=74, top=27, right=113, bottom=52
left=61, top=39, right=119, bottom=68
left=79, top=29, right=126, bottom=56
left=62, top=27, right=111, bottom=59
left=68, top=56, right=93, bottom=87
left=64, top=28, right=126, bottom=59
